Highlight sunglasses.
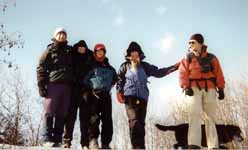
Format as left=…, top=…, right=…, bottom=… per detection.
left=188, top=41, right=196, bottom=44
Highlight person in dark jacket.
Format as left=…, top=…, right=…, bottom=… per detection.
left=36, top=27, right=74, bottom=147
left=83, top=43, right=117, bottom=149
left=63, top=40, right=93, bottom=149
left=116, top=41, right=179, bottom=149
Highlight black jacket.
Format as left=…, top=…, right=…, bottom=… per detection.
left=72, top=46, right=94, bottom=87
left=36, top=40, right=74, bottom=89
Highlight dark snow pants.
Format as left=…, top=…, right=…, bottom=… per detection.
left=86, top=90, right=113, bottom=146
left=63, top=87, right=90, bottom=147
left=125, top=96, right=147, bottom=149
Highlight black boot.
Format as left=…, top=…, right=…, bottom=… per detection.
left=41, top=116, right=54, bottom=143
left=53, top=117, right=65, bottom=147
left=187, top=145, right=201, bottom=149
left=101, top=144, right=111, bottom=149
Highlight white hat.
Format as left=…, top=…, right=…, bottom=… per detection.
left=53, top=27, right=67, bottom=38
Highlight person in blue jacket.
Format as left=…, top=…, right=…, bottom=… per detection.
left=83, top=43, right=117, bottom=149
left=116, top=41, right=179, bottom=149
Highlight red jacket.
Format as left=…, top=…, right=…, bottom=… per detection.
left=179, top=49, right=225, bottom=90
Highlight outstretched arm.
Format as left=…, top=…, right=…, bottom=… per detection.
left=143, top=61, right=179, bottom=78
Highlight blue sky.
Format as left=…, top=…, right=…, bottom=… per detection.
left=1, top=0, right=248, bottom=117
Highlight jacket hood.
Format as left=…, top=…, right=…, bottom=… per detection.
left=72, top=40, right=91, bottom=54
left=73, top=40, right=89, bottom=49
left=125, top=41, right=145, bottom=61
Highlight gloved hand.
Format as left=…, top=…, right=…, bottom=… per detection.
left=39, top=88, right=47, bottom=98
left=217, top=89, right=225, bottom=100
left=185, top=88, right=194, bottom=96
left=117, top=92, right=125, bottom=103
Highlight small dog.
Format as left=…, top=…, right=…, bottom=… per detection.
left=155, top=123, right=243, bottom=149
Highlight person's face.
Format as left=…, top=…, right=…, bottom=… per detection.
left=188, top=40, right=202, bottom=52
left=130, top=51, right=140, bottom=62
left=55, top=32, right=67, bottom=42
left=78, top=46, right=86, bottom=54
left=95, top=50, right=105, bottom=58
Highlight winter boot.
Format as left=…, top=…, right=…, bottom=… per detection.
left=53, top=117, right=65, bottom=143
left=41, top=116, right=54, bottom=144
left=101, top=144, right=111, bottom=149
left=187, top=144, right=201, bottom=149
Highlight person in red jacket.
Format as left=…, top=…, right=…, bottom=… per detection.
left=179, top=33, right=225, bottom=149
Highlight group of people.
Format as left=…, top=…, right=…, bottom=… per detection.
left=36, top=27, right=225, bottom=150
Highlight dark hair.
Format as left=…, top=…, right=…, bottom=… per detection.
left=125, top=41, right=145, bottom=60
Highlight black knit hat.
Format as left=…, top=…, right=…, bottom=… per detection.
left=125, top=41, right=145, bottom=60
left=190, top=33, right=204, bottom=44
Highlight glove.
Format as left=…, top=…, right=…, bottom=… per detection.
left=217, top=89, right=225, bottom=100
left=117, top=92, right=125, bottom=103
left=39, top=88, right=47, bottom=98
left=185, top=88, right=194, bottom=96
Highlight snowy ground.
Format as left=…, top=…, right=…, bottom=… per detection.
left=0, top=144, right=71, bottom=150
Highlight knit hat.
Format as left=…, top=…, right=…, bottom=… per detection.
left=126, top=41, right=145, bottom=60
left=53, top=27, right=67, bottom=38
left=190, top=33, right=204, bottom=44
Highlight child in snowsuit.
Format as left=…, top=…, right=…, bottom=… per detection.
left=83, top=43, right=117, bottom=149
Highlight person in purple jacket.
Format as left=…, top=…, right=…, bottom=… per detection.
left=116, top=41, right=179, bottom=149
